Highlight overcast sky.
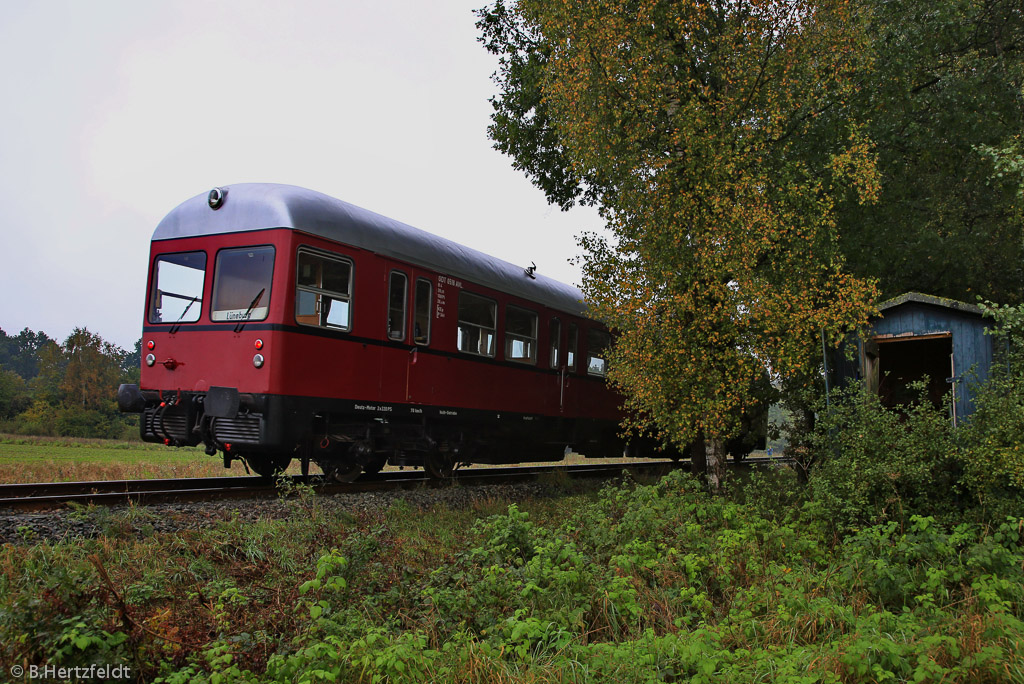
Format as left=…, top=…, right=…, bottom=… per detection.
left=0, top=0, right=601, bottom=350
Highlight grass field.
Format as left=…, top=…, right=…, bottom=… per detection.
left=0, top=435, right=253, bottom=483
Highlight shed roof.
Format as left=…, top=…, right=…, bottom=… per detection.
left=154, top=183, right=588, bottom=317
left=876, top=292, right=984, bottom=317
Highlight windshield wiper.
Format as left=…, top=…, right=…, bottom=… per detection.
left=234, top=288, right=265, bottom=333
left=168, top=296, right=200, bottom=335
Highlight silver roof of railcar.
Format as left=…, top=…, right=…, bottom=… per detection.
left=154, top=183, right=588, bottom=317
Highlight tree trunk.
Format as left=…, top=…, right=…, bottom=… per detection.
left=795, top=407, right=816, bottom=484
left=706, top=437, right=725, bottom=492
left=690, top=433, right=707, bottom=477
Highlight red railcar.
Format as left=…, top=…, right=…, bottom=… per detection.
left=118, top=184, right=631, bottom=479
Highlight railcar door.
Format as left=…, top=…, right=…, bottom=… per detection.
left=553, top=320, right=582, bottom=453
left=542, top=315, right=572, bottom=455
left=379, top=266, right=410, bottom=404
left=379, top=268, right=437, bottom=407
left=547, top=317, right=566, bottom=414
left=565, top=323, right=581, bottom=413
left=404, top=275, right=435, bottom=405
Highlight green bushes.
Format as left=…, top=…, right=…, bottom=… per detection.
left=808, top=378, right=1023, bottom=532
left=957, top=303, right=1024, bottom=519
left=54, top=472, right=1007, bottom=682
left=3, top=398, right=137, bottom=439
left=807, top=383, right=960, bottom=532
left=0, top=545, right=132, bottom=674
left=2, top=453, right=1021, bottom=682
left=806, top=301, right=1024, bottom=531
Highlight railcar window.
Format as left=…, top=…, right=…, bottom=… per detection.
left=506, top=305, right=538, bottom=364
left=295, top=250, right=353, bottom=330
left=149, top=251, right=207, bottom=324
left=414, top=278, right=432, bottom=345
left=388, top=271, right=407, bottom=341
left=457, top=291, right=496, bottom=357
left=587, top=329, right=611, bottom=377
left=549, top=318, right=561, bottom=368
left=567, top=323, right=578, bottom=371
left=211, top=246, right=274, bottom=322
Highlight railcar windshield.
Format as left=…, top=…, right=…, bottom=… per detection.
left=211, top=246, right=275, bottom=322
left=149, top=251, right=207, bottom=324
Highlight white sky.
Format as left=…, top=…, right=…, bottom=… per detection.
left=0, top=0, right=600, bottom=351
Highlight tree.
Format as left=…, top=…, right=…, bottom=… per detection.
left=0, top=368, right=30, bottom=420
left=120, top=339, right=142, bottom=386
left=31, top=337, right=66, bottom=405
left=31, top=328, right=122, bottom=413
left=18, top=327, right=133, bottom=438
left=481, top=0, right=1024, bottom=306
left=477, top=0, right=600, bottom=210
left=0, top=324, right=138, bottom=437
left=60, top=328, right=125, bottom=411
left=831, top=0, right=1024, bottom=305
left=0, top=327, right=54, bottom=381
left=479, top=0, right=879, bottom=487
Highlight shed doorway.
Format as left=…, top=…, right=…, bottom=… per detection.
left=873, top=334, right=953, bottom=411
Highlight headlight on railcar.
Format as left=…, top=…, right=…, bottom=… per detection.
left=253, top=353, right=265, bottom=368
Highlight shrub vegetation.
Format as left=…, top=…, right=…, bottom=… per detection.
left=1, top=472, right=1021, bottom=683
left=807, top=301, right=1024, bottom=533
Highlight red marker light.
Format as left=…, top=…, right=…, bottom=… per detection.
left=147, top=340, right=155, bottom=350
left=254, top=339, right=264, bottom=350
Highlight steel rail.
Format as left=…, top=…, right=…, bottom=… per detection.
left=0, top=456, right=788, bottom=512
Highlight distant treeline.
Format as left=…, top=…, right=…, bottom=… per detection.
left=0, top=326, right=140, bottom=439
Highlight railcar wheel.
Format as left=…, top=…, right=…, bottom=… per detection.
left=424, top=451, right=455, bottom=479
left=363, top=456, right=388, bottom=475
left=245, top=455, right=291, bottom=479
left=329, top=461, right=363, bottom=482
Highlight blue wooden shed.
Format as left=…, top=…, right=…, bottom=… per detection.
left=836, top=292, right=994, bottom=424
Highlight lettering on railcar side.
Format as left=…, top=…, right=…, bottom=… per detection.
left=354, top=404, right=394, bottom=412
left=435, top=274, right=460, bottom=320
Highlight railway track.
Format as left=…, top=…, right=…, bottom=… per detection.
left=0, top=456, right=788, bottom=512
left=0, top=461, right=673, bottom=512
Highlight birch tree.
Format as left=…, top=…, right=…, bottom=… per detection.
left=479, top=0, right=879, bottom=486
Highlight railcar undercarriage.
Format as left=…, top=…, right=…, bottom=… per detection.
left=119, top=383, right=603, bottom=481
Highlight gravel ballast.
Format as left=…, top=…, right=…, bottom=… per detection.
left=0, top=480, right=565, bottom=545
